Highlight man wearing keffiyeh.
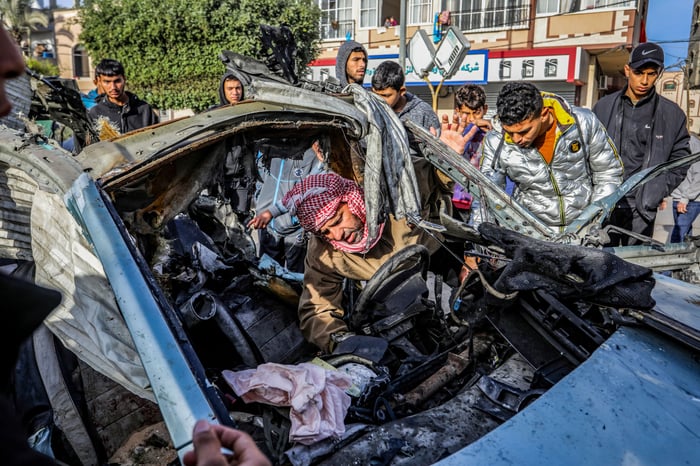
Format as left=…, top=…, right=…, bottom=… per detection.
left=282, top=173, right=442, bottom=352
left=277, top=115, right=476, bottom=352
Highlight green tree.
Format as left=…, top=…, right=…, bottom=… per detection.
left=0, top=0, right=50, bottom=48
left=79, top=0, right=321, bottom=111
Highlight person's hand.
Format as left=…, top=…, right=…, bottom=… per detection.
left=677, top=201, right=688, bottom=214
left=183, top=420, right=271, bottom=466
left=472, top=117, right=492, bottom=132
left=311, top=140, right=324, bottom=163
left=247, top=210, right=273, bottom=229
left=658, top=199, right=667, bottom=211
left=432, top=113, right=478, bottom=154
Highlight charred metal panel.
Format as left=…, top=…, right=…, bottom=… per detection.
left=436, top=326, right=700, bottom=466
left=65, top=174, right=227, bottom=458
left=315, top=353, right=533, bottom=466
left=1, top=74, right=31, bottom=131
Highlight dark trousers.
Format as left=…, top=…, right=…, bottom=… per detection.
left=605, top=205, right=655, bottom=246
left=259, top=228, right=307, bottom=273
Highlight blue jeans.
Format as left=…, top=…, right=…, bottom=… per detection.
left=670, top=200, right=700, bottom=242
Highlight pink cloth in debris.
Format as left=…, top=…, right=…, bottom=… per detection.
left=222, top=362, right=353, bottom=445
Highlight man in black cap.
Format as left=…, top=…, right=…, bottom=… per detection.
left=593, top=42, right=690, bottom=245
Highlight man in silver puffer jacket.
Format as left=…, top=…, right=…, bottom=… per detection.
left=479, top=82, right=622, bottom=230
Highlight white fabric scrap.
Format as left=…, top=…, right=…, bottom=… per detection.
left=223, top=362, right=352, bottom=445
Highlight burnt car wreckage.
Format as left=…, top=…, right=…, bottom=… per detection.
left=2, top=32, right=700, bottom=465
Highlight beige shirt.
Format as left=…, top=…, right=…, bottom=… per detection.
left=298, top=215, right=440, bottom=352
left=298, top=161, right=453, bottom=352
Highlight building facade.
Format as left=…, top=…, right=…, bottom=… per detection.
left=657, top=70, right=700, bottom=135
left=687, top=0, right=700, bottom=89
left=52, top=8, right=94, bottom=94
left=310, top=0, right=648, bottom=114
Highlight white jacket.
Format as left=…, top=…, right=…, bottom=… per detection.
left=479, top=93, right=623, bottom=229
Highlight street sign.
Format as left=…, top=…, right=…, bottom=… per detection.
left=433, top=26, right=471, bottom=79
left=407, top=29, right=435, bottom=79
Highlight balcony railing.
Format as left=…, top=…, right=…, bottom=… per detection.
left=450, top=1, right=530, bottom=32
left=321, top=19, right=356, bottom=41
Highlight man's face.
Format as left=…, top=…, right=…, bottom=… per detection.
left=320, top=203, right=364, bottom=245
left=624, top=64, right=660, bottom=101
left=457, top=104, right=487, bottom=125
left=501, top=108, right=549, bottom=148
left=0, top=27, right=26, bottom=117
left=346, top=51, right=367, bottom=84
left=224, top=78, right=243, bottom=104
left=372, top=86, right=405, bottom=110
left=99, top=74, right=127, bottom=104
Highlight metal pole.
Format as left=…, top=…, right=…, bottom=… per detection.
left=399, top=0, right=407, bottom=70
left=684, top=61, right=692, bottom=131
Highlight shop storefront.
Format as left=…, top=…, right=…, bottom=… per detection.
left=307, top=46, right=584, bottom=114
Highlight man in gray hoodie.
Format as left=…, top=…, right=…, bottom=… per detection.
left=335, top=40, right=367, bottom=87
left=371, top=60, right=439, bottom=133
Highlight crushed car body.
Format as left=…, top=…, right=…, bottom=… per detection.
left=2, top=42, right=700, bottom=465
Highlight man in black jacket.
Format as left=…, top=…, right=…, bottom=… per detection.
left=88, top=59, right=159, bottom=136
left=593, top=42, right=690, bottom=245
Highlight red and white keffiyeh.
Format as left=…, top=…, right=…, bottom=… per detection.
left=282, top=173, right=384, bottom=253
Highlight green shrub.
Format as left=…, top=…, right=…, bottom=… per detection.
left=26, top=57, right=60, bottom=77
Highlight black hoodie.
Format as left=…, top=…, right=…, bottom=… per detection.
left=217, top=71, right=245, bottom=107
left=88, top=91, right=159, bottom=134
left=593, top=86, right=690, bottom=219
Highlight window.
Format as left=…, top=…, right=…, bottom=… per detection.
left=579, top=0, right=634, bottom=9
left=537, top=0, right=560, bottom=15
left=545, top=59, right=558, bottom=77
left=408, top=0, right=432, bottom=25
left=538, top=0, right=633, bottom=14
left=319, top=0, right=353, bottom=40
left=690, top=53, right=696, bottom=82
left=360, top=0, right=378, bottom=28
left=73, top=44, right=90, bottom=78
left=447, top=0, right=530, bottom=32
left=536, top=0, right=576, bottom=15
left=522, top=59, right=534, bottom=78
left=662, top=81, right=677, bottom=92
left=499, top=60, right=511, bottom=79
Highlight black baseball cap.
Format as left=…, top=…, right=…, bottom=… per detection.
left=629, top=42, right=664, bottom=70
